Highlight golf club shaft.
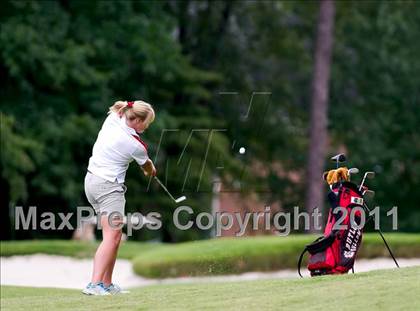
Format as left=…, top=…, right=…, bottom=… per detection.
left=154, top=176, right=177, bottom=202
left=359, top=176, right=367, bottom=191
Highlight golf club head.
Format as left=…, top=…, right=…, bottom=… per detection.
left=348, top=168, right=359, bottom=174
left=347, top=167, right=359, bottom=181
left=175, top=196, right=187, bottom=203
left=331, top=153, right=346, bottom=163
left=365, top=171, right=375, bottom=179
left=359, top=171, right=375, bottom=191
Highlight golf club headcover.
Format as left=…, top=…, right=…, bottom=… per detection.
left=323, top=167, right=349, bottom=185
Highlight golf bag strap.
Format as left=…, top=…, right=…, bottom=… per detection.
left=306, top=234, right=336, bottom=255
left=131, top=134, right=148, bottom=152
left=297, top=248, right=308, bottom=278
left=298, top=234, right=337, bottom=278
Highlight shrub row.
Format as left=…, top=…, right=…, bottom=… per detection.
left=132, top=234, right=420, bottom=278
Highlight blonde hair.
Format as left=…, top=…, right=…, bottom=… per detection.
left=109, top=100, right=155, bottom=126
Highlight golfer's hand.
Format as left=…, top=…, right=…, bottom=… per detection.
left=142, top=159, right=157, bottom=177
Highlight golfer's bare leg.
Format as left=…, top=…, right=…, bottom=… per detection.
left=91, top=215, right=122, bottom=284
left=102, top=225, right=122, bottom=286
left=103, top=253, right=118, bottom=286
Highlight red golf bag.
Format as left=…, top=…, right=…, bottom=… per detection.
left=298, top=181, right=365, bottom=276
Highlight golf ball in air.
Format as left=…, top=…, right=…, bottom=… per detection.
left=239, top=147, right=246, bottom=154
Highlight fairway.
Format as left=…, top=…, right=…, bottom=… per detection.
left=1, top=266, right=419, bottom=311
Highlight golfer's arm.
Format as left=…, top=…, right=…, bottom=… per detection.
left=141, top=159, right=156, bottom=176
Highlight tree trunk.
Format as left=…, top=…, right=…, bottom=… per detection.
left=305, top=0, right=335, bottom=232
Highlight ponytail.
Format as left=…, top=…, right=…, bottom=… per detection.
left=109, top=100, right=155, bottom=126
left=109, top=101, right=129, bottom=116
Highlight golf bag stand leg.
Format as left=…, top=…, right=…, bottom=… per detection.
left=363, top=203, right=399, bottom=268
left=377, top=228, right=400, bottom=268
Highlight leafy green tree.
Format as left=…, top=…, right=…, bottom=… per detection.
left=1, top=0, right=419, bottom=242
left=0, top=0, right=233, bottom=241
left=330, top=0, right=420, bottom=231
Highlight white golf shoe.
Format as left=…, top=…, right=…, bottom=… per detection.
left=82, top=282, right=110, bottom=296
left=105, top=283, right=130, bottom=295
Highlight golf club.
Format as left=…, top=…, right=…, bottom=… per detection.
left=331, top=153, right=346, bottom=168
left=348, top=167, right=359, bottom=181
left=359, top=171, right=375, bottom=191
left=358, top=171, right=399, bottom=269
left=154, top=176, right=186, bottom=204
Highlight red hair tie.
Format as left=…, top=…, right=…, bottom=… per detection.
left=127, top=101, right=134, bottom=108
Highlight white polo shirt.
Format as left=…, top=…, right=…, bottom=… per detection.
left=87, top=112, right=149, bottom=183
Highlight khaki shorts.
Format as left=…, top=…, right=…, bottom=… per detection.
left=84, top=172, right=126, bottom=217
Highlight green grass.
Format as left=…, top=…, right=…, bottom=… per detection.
left=132, top=233, right=420, bottom=278
left=1, top=266, right=420, bottom=311
left=0, top=240, right=159, bottom=259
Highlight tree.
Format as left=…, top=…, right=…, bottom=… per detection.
left=2, top=0, right=420, bottom=241
left=305, top=0, right=335, bottom=231
left=0, top=0, right=230, bottom=241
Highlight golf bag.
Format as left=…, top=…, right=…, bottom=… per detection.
left=298, top=181, right=364, bottom=276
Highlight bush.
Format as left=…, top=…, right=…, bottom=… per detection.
left=132, top=234, right=420, bottom=278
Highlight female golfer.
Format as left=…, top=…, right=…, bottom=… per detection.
left=83, top=100, right=156, bottom=295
